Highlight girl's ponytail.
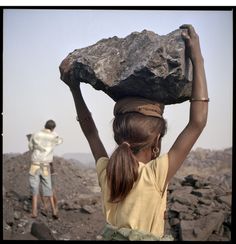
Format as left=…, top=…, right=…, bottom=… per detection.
left=107, top=142, right=139, bottom=203
left=107, top=112, right=167, bottom=203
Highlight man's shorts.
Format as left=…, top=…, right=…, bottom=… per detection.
left=51, top=173, right=57, bottom=188
left=29, top=164, right=52, bottom=196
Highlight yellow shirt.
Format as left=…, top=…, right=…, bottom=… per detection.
left=96, top=153, right=169, bottom=238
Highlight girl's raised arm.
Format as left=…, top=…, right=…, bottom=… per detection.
left=166, top=24, right=209, bottom=184
left=70, top=84, right=108, bottom=163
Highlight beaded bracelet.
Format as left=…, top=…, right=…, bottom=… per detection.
left=190, top=97, right=210, bottom=102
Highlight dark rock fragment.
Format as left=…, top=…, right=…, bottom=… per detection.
left=59, top=29, right=192, bottom=104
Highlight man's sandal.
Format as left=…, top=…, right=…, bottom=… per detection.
left=52, top=214, right=59, bottom=220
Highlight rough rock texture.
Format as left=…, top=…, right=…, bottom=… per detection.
left=59, top=29, right=193, bottom=105
left=166, top=175, right=231, bottom=241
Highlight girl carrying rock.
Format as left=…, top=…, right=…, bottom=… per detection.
left=64, top=24, right=208, bottom=240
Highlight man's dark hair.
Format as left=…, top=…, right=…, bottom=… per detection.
left=45, top=120, right=56, bottom=131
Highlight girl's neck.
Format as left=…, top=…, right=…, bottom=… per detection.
left=135, top=149, right=152, bottom=164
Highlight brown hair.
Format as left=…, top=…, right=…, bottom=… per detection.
left=106, top=112, right=167, bottom=203
left=45, top=120, right=56, bottom=131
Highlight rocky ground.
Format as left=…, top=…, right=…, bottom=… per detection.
left=3, top=148, right=232, bottom=241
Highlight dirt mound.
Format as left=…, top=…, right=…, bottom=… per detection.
left=3, top=151, right=105, bottom=240
left=3, top=148, right=231, bottom=240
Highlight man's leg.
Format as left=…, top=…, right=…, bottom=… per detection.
left=39, top=183, right=48, bottom=211
left=49, top=195, right=58, bottom=218
left=32, top=194, right=38, bottom=217
left=41, top=168, right=58, bottom=218
left=29, top=171, right=40, bottom=218
left=51, top=191, right=58, bottom=212
left=51, top=174, right=58, bottom=212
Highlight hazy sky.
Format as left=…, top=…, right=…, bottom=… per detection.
left=3, top=9, right=233, bottom=157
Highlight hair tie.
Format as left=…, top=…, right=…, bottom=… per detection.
left=122, top=141, right=130, bottom=147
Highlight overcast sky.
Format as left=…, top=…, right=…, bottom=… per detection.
left=3, top=9, right=233, bottom=156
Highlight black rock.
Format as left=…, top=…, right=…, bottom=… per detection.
left=59, top=29, right=193, bottom=105
left=31, top=222, right=56, bottom=240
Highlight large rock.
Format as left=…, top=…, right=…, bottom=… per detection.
left=31, top=222, right=56, bottom=240
left=179, top=212, right=225, bottom=241
left=59, top=29, right=193, bottom=105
